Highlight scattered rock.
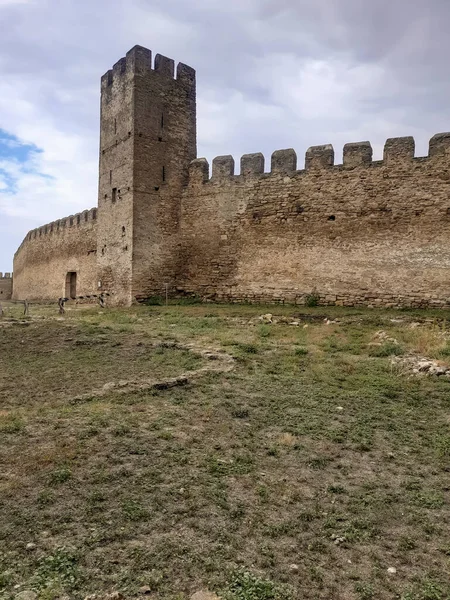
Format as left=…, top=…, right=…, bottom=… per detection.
left=15, top=592, right=37, bottom=600
left=259, top=314, right=273, bottom=324
left=370, top=330, right=399, bottom=346
left=393, top=355, right=450, bottom=378
left=289, top=563, right=299, bottom=573
left=387, top=567, right=397, bottom=574
left=331, top=533, right=346, bottom=545
left=190, top=592, right=221, bottom=600
left=84, top=593, right=123, bottom=600
left=430, top=366, right=448, bottom=376
left=417, top=360, right=434, bottom=372
left=336, top=406, right=344, bottom=411
left=25, top=543, right=36, bottom=551
left=139, top=586, right=152, bottom=595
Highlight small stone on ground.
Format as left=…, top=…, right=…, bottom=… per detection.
left=190, top=592, right=221, bottom=600
left=15, top=592, right=37, bottom=600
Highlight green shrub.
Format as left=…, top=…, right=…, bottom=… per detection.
left=143, top=296, right=164, bottom=306
left=34, top=547, right=80, bottom=590
left=305, top=290, right=320, bottom=307
left=235, top=343, right=259, bottom=354
left=49, top=467, right=72, bottom=485
left=295, top=346, right=308, bottom=356
left=224, top=569, right=294, bottom=600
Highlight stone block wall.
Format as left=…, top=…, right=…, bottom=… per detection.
left=97, top=45, right=196, bottom=305
left=10, top=45, right=450, bottom=309
left=13, top=209, right=98, bottom=301
left=0, top=273, right=13, bottom=301
left=178, top=134, right=450, bottom=308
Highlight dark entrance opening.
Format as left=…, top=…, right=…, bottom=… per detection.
left=65, top=272, right=77, bottom=299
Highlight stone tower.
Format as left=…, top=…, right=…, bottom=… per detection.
left=97, top=45, right=196, bottom=305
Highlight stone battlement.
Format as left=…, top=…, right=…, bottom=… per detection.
left=101, top=45, right=195, bottom=91
left=189, top=133, right=450, bottom=182
left=15, top=208, right=97, bottom=256
left=0, top=272, right=12, bottom=279
left=10, top=46, right=450, bottom=308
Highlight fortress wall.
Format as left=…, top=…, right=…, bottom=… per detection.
left=179, top=134, right=450, bottom=307
left=13, top=209, right=98, bottom=301
left=0, top=273, right=13, bottom=301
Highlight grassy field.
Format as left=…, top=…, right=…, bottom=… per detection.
left=0, top=301, right=449, bottom=600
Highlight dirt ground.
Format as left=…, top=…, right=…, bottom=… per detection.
left=0, top=301, right=449, bottom=600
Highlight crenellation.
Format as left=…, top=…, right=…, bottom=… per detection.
left=16, top=207, right=98, bottom=251
left=154, top=53, right=175, bottom=77
left=101, top=70, right=113, bottom=90
left=176, top=62, right=196, bottom=87
left=241, top=153, right=265, bottom=176
left=429, top=132, right=450, bottom=158
left=126, top=45, right=152, bottom=76
left=343, top=141, right=372, bottom=169
left=102, top=46, right=189, bottom=94
left=189, top=158, right=209, bottom=184
left=305, top=144, right=334, bottom=170
left=112, top=57, right=127, bottom=77
left=212, top=155, right=235, bottom=180
left=12, top=45, right=450, bottom=309
left=383, top=136, right=415, bottom=165
left=271, top=149, right=297, bottom=173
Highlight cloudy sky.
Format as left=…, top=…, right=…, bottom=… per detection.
left=0, top=0, right=449, bottom=271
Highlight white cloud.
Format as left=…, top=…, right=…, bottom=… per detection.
left=0, top=0, right=32, bottom=5
left=0, top=77, right=98, bottom=223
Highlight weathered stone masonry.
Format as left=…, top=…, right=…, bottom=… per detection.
left=13, top=209, right=98, bottom=301
left=179, top=137, right=450, bottom=308
left=0, top=273, right=13, bottom=300
left=12, top=45, right=450, bottom=308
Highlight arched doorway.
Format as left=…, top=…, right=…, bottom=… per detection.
left=65, top=272, right=77, bottom=299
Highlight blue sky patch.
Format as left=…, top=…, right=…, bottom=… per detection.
left=0, top=129, right=50, bottom=195
left=0, top=129, right=41, bottom=163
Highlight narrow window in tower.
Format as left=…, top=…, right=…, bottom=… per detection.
left=112, top=188, right=117, bottom=203
left=161, top=113, right=164, bottom=128
left=162, top=166, right=166, bottom=182
left=114, top=118, right=117, bottom=134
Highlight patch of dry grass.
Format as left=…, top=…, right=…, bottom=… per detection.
left=0, top=303, right=449, bottom=600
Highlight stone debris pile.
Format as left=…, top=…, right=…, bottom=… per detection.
left=392, top=355, right=450, bottom=377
